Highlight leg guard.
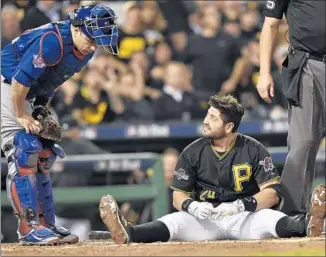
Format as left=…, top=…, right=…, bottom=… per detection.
left=7, top=174, right=59, bottom=245
left=7, top=174, right=39, bottom=233
left=36, top=172, right=72, bottom=238
left=36, top=146, right=78, bottom=244
left=6, top=132, right=59, bottom=243
left=36, top=172, right=55, bottom=226
left=8, top=132, right=43, bottom=234
left=37, top=144, right=65, bottom=226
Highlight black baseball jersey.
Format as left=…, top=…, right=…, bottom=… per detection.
left=263, top=0, right=325, bottom=55
left=171, top=134, right=280, bottom=205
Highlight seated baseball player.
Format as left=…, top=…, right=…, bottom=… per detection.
left=99, top=95, right=326, bottom=244
left=1, top=4, right=119, bottom=245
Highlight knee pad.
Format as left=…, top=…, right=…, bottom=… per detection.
left=36, top=173, right=55, bottom=226
left=38, top=144, right=65, bottom=173
left=38, top=149, right=56, bottom=174
left=51, top=143, right=65, bottom=159
left=13, top=131, right=43, bottom=176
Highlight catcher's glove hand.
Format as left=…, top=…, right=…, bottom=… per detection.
left=32, top=105, right=62, bottom=141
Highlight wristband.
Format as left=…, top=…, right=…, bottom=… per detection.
left=241, top=197, right=257, bottom=212
left=181, top=199, right=194, bottom=212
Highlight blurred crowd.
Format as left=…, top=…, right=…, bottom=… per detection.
left=1, top=0, right=293, bottom=242
left=1, top=0, right=290, bottom=128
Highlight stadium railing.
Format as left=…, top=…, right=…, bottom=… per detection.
left=0, top=152, right=169, bottom=220
left=1, top=148, right=324, bottom=211
left=1, top=119, right=325, bottom=219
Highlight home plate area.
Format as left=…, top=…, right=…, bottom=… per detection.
left=1, top=237, right=325, bottom=256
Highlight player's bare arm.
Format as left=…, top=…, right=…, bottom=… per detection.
left=172, top=190, right=192, bottom=211
left=11, top=78, right=31, bottom=117
left=259, top=17, right=281, bottom=74
left=257, top=17, right=281, bottom=103
left=11, top=78, right=42, bottom=134
left=253, top=180, right=281, bottom=211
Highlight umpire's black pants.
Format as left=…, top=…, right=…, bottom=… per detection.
left=281, top=58, right=325, bottom=215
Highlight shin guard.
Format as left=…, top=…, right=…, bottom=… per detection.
left=36, top=172, right=55, bottom=226
left=36, top=147, right=59, bottom=226
left=36, top=147, right=77, bottom=243
left=6, top=132, right=43, bottom=236
left=7, top=175, right=39, bottom=235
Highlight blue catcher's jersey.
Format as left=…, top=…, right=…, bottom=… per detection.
left=1, top=21, right=94, bottom=100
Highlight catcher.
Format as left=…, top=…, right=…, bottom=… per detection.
left=1, top=4, right=119, bottom=245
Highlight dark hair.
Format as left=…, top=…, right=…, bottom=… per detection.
left=208, top=94, right=244, bottom=132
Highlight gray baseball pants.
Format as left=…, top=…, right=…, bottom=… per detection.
left=281, top=59, right=325, bottom=214
left=1, top=80, right=33, bottom=177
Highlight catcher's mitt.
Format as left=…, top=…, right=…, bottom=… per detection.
left=32, top=105, right=62, bottom=141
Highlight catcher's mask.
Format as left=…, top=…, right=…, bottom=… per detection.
left=69, top=4, right=119, bottom=55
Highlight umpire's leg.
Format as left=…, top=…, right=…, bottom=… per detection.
left=281, top=59, right=325, bottom=215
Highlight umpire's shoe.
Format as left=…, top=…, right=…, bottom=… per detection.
left=99, top=195, right=131, bottom=244
left=306, top=184, right=326, bottom=237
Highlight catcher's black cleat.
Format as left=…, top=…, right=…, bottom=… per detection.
left=49, top=225, right=79, bottom=244
left=99, top=195, right=131, bottom=244
left=306, top=184, right=326, bottom=237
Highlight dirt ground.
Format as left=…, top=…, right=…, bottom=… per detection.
left=1, top=237, right=325, bottom=256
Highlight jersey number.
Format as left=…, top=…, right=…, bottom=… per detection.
left=199, top=190, right=216, bottom=201
left=232, top=163, right=252, bottom=192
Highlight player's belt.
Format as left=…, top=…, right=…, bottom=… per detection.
left=309, top=53, right=326, bottom=63
left=291, top=47, right=326, bottom=63
left=196, top=181, right=219, bottom=193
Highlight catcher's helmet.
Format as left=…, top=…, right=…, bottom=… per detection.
left=69, top=4, right=119, bottom=54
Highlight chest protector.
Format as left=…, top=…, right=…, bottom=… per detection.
left=8, top=21, right=93, bottom=99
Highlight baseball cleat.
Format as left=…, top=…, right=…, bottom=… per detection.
left=49, top=225, right=79, bottom=244
left=99, top=194, right=131, bottom=244
left=18, top=226, right=60, bottom=245
left=306, top=184, right=326, bottom=237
